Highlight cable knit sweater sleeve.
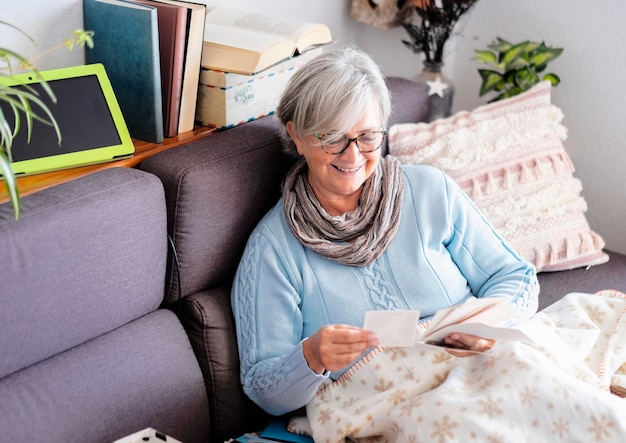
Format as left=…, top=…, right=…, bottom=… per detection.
left=231, top=217, right=329, bottom=416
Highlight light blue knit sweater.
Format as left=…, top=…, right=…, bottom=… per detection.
left=231, top=164, right=539, bottom=415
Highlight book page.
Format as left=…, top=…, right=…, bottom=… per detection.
left=205, top=8, right=332, bottom=53
left=423, top=322, right=532, bottom=345
left=420, top=297, right=532, bottom=346
left=202, top=24, right=296, bottom=73
left=424, top=297, right=516, bottom=339
left=204, top=24, right=288, bottom=54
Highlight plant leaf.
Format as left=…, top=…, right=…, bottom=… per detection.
left=505, top=57, right=529, bottom=72
left=523, top=41, right=541, bottom=54
left=0, top=100, right=14, bottom=153
left=490, top=86, right=524, bottom=103
left=0, top=47, right=34, bottom=73
left=64, top=29, right=95, bottom=51
left=501, top=41, right=529, bottom=69
left=1, top=87, right=61, bottom=141
left=515, top=68, right=540, bottom=90
left=531, top=47, right=564, bottom=69
left=542, top=73, right=561, bottom=86
left=478, top=69, right=503, bottom=96
left=0, top=149, right=20, bottom=219
left=488, top=37, right=512, bottom=53
left=475, top=37, right=563, bottom=101
left=474, top=50, right=498, bottom=65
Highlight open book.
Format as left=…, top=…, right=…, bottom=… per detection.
left=364, top=297, right=531, bottom=348
left=201, top=8, right=333, bottom=74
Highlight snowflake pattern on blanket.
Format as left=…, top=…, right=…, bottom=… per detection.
left=301, top=291, right=626, bottom=443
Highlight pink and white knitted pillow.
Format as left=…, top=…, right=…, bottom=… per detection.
left=388, top=81, right=608, bottom=272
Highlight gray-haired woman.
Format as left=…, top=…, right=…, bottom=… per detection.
left=231, top=45, right=538, bottom=416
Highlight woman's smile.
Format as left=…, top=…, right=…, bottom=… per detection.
left=331, top=163, right=364, bottom=174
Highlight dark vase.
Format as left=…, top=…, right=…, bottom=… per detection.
left=415, top=61, right=455, bottom=122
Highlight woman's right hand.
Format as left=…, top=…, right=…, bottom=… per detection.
left=302, top=324, right=379, bottom=374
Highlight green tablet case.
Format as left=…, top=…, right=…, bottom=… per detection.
left=0, top=63, right=135, bottom=176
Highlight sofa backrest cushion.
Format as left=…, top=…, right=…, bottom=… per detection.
left=0, top=167, right=168, bottom=378
left=384, top=76, right=429, bottom=154
left=140, top=116, right=295, bottom=303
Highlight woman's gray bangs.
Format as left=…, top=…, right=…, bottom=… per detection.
left=308, top=77, right=383, bottom=136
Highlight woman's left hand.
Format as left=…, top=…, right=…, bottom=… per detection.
left=442, top=333, right=495, bottom=357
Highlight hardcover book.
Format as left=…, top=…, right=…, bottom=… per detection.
left=149, top=0, right=207, bottom=134
left=201, top=8, right=333, bottom=75
left=134, top=0, right=188, bottom=137
left=83, top=0, right=164, bottom=143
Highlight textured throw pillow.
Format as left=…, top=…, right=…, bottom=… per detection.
left=388, top=81, right=608, bottom=272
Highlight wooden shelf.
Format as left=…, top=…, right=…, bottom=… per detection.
left=0, top=125, right=217, bottom=204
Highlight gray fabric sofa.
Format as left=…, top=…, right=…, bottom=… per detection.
left=0, top=168, right=210, bottom=442
left=2, top=77, right=625, bottom=443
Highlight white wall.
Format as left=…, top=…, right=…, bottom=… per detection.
left=4, top=0, right=626, bottom=254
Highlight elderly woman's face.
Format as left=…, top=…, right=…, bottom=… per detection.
left=287, top=100, right=383, bottom=214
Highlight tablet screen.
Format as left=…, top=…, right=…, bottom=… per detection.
left=3, top=74, right=122, bottom=162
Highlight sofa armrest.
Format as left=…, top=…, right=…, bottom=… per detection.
left=176, top=287, right=270, bottom=442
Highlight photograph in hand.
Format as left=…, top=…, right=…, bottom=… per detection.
left=364, top=297, right=531, bottom=348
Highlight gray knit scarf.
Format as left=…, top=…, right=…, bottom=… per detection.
left=282, top=156, right=405, bottom=267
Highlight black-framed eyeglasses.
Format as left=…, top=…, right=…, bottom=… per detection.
left=312, top=129, right=387, bottom=155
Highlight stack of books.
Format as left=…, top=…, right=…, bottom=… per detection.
left=196, top=8, right=333, bottom=129
left=83, top=0, right=207, bottom=143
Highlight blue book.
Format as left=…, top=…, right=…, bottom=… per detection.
left=83, top=0, right=164, bottom=143
left=258, top=418, right=314, bottom=443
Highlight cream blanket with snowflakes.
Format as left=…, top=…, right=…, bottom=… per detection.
left=301, top=291, right=626, bottom=442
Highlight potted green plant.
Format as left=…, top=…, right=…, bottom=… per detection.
left=0, top=21, right=93, bottom=219
left=474, top=37, right=563, bottom=102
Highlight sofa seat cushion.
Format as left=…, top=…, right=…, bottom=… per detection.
left=537, top=250, right=626, bottom=310
left=0, top=309, right=210, bottom=443
left=0, top=167, right=168, bottom=378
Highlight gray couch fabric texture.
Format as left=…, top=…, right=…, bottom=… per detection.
left=0, top=310, right=210, bottom=442
left=140, top=117, right=295, bottom=304
left=140, top=113, right=297, bottom=441
left=537, top=250, right=626, bottom=309
left=1, top=168, right=167, bottom=378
